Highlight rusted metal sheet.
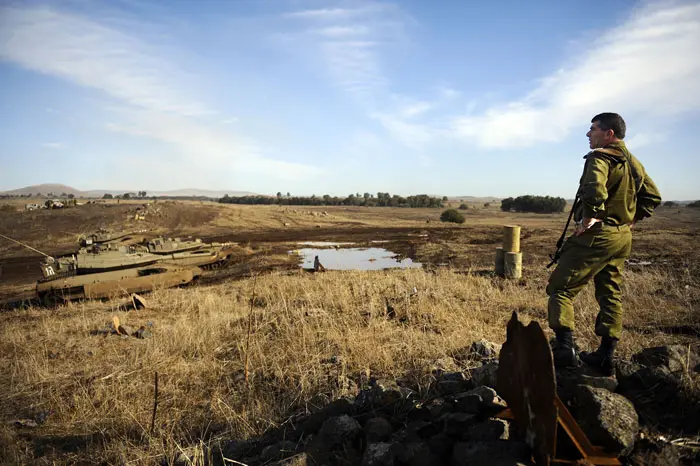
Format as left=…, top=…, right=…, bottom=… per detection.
left=496, top=312, right=621, bottom=466
left=497, top=311, right=558, bottom=465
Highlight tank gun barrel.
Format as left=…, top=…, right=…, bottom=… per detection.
left=0, top=233, right=53, bottom=259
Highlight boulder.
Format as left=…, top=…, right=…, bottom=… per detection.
left=574, top=385, right=639, bottom=456
left=469, top=339, right=502, bottom=359
left=469, top=362, right=498, bottom=389
left=451, top=441, right=532, bottom=466
left=364, top=417, right=393, bottom=442
left=317, top=415, right=362, bottom=447
left=631, top=345, right=700, bottom=374
left=361, top=442, right=395, bottom=466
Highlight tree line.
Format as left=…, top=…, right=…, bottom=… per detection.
left=500, top=195, right=567, bottom=213
left=219, top=192, right=446, bottom=208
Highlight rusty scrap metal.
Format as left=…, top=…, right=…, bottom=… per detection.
left=496, top=312, right=621, bottom=465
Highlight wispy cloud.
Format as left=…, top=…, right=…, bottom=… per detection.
left=0, top=4, right=323, bottom=182
left=283, top=3, right=407, bottom=98
left=450, top=2, right=700, bottom=149
left=41, top=142, right=63, bottom=149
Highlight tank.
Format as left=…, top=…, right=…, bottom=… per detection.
left=145, top=237, right=205, bottom=254
left=80, top=228, right=134, bottom=246
left=154, top=244, right=237, bottom=270
left=36, top=262, right=201, bottom=305
left=73, top=243, right=161, bottom=273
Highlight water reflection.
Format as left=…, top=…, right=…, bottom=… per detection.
left=292, top=247, right=421, bottom=271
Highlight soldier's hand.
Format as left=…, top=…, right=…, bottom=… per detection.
left=574, top=217, right=601, bottom=236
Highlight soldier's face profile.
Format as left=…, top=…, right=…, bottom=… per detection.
left=586, top=121, right=610, bottom=149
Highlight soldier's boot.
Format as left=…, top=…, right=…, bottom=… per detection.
left=552, top=329, right=578, bottom=369
left=580, top=337, right=618, bottom=377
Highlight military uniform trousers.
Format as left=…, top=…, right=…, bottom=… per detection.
left=546, top=222, right=632, bottom=340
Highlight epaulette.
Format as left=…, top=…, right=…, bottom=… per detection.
left=583, top=148, right=625, bottom=165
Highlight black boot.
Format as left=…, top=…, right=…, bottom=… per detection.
left=580, top=337, right=617, bottom=376
left=552, top=329, right=578, bottom=369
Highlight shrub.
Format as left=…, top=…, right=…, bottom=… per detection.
left=688, top=200, right=700, bottom=208
left=501, top=195, right=566, bottom=213
left=663, top=201, right=677, bottom=207
left=440, top=209, right=465, bottom=224
left=458, top=203, right=468, bottom=210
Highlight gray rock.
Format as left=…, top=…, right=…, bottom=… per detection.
left=135, top=327, right=153, bottom=339
left=451, top=440, right=532, bottom=466
left=632, top=345, right=700, bottom=374
left=318, top=415, right=362, bottom=447
left=469, top=362, right=498, bottom=389
left=575, top=385, right=639, bottom=456
left=435, top=380, right=469, bottom=396
left=440, top=413, right=477, bottom=436
left=465, top=418, right=509, bottom=441
left=361, top=442, right=395, bottom=466
left=271, top=453, right=309, bottom=466
left=261, top=441, right=297, bottom=462
left=395, top=441, right=436, bottom=466
left=298, top=398, right=353, bottom=436
left=424, top=398, right=453, bottom=418
left=364, top=417, right=393, bottom=442
left=118, top=325, right=134, bottom=336
left=426, top=432, right=452, bottom=459
left=469, top=339, right=502, bottom=359
left=453, top=393, right=481, bottom=414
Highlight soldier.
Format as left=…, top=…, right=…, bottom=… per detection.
left=547, top=113, right=661, bottom=375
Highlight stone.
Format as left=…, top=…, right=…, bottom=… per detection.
left=431, top=357, right=460, bottom=376
left=464, top=418, right=509, bottom=441
left=261, top=441, right=297, bottom=462
left=451, top=440, right=532, bottom=466
left=221, top=440, right=248, bottom=461
left=574, top=385, right=639, bottom=456
left=469, top=339, right=502, bottom=359
left=364, top=417, right=393, bottom=442
left=453, top=394, right=481, bottom=414
left=439, top=413, right=477, bottom=436
left=435, top=380, right=469, bottom=396
left=395, top=441, right=436, bottom=466
left=135, top=327, right=153, bottom=339
left=632, top=345, right=700, bottom=374
left=317, top=415, right=362, bottom=447
left=297, top=398, right=353, bottom=436
left=118, top=325, right=134, bottom=336
left=361, top=442, right=395, bottom=466
left=469, top=362, right=499, bottom=389
left=271, top=453, right=309, bottom=466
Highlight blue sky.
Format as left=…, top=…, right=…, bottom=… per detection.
left=1, top=0, right=699, bottom=199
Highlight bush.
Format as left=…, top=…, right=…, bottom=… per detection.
left=663, top=201, right=677, bottom=207
left=458, top=203, right=468, bottom=210
left=501, top=195, right=566, bottom=213
left=440, top=209, right=465, bottom=224
left=688, top=200, right=700, bottom=208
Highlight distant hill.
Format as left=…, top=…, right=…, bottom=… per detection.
left=1, top=184, right=256, bottom=199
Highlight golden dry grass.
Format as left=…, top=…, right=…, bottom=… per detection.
left=1, top=261, right=698, bottom=464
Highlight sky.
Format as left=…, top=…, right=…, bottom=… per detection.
left=1, top=0, right=699, bottom=200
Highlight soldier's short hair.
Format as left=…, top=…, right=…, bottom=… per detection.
left=591, top=113, right=626, bottom=139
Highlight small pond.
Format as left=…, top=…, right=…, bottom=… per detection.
left=291, top=242, right=421, bottom=271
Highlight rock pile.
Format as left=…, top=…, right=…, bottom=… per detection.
left=175, top=341, right=699, bottom=466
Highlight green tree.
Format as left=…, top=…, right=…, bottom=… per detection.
left=440, top=209, right=465, bottom=224
left=103, top=193, right=113, bottom=199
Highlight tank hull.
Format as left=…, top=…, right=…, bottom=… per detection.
left=36, top=264, right=200, bottom=303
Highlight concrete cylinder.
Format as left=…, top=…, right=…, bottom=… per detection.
left=495, top=247, right=505, bottom=276
left=503, top=225, right=521, bottom=253
left=504, top=252, right=522, bottom=279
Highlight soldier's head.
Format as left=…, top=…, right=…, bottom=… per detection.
left=587, top=113, right=626, bottom=149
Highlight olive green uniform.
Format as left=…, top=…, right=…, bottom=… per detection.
left=547, top=141, right=661, bottom=339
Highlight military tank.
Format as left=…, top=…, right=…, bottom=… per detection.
left=37, top=258, right=200, bottom=305
left=73, top=242, right=161, bottom=273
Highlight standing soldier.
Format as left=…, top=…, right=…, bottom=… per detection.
left=547, top=113, right=661, bottom=375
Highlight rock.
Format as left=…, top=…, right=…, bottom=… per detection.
left=221, top=440, right=248, bottom=461
left=451, top=440, right=532, bottom=466
left=424, top=398, right=454, bottom=417
left=135, top=327, right=153, bottom=339
left=626, top=438, right=681, bottom=466
left=453, top=393, right=481, bottom=414
left=395, top=441, right=436, bottom=466
left=435, top=380, right=470, bottom=396
left=271, top=453, right=309, bottom=466
left=439, top=413, right=477, bottom=436
left=361, top=442, right=395, bottom=466
left=297, top=398, right=353, bottom=436
left=431, top=357, right=460, bottom=375
left=469, top=362, right=498, bottom=389
left=364, top=417, right=393, bottom=442
left=118, top=325, right=134, bottom=336
left=469, top=339, right=502, bottom=359
left=464, top=418, right=509, bottom=441
left=426, top=432, right=452, bottom=460
left=317, top=415, right=362, bottom=447
left=574, top=385, right=639, bottom=456
left=261, top=441, right=297, bottom=462
left=632, top=345, right=700, bottom=374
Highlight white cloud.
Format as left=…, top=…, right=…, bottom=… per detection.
left=625, top=132, right=667, bottom=149
left=370, top=113, right=435, bottom=150
left=0, top=5, right=323, bottom=183
left=451, top=2, right=700, bottom=149
left=41, top=142, right=63, bottom=149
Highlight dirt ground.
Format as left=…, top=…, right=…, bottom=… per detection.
left=1, top=200, right=699, bottom=304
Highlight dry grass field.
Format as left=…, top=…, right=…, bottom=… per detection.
left=0, top=199, right=698, bottom=464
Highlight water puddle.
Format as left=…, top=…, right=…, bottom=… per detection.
left=297, top=241, right=355, bottom=247
left=292, top=246, right=421, bottom=271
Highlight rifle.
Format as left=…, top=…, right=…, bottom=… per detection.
left=546, top=196, right=580, bottom=269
